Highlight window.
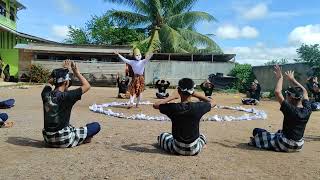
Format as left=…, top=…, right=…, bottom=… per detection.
left=10, top=6, right=15, bottom=21
left=0, top=1, right=6, bottom=17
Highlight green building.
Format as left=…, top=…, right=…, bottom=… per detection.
left=0, top=0, right=52, bottom=77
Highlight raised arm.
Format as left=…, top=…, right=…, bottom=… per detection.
left=192, top=92, right=216, bottom=108
left=274, top=65, right=285, bottom=104
left=114, top=51, right=131, bottom=64
left=71, top=61, right=91, bottom=94
left=285, top=70, right=309, bottom=100
left=141, top=53, right=153, bottom=63
left=153, top=90, right=179, bottom=109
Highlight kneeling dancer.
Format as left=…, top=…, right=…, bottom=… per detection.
left=153, top=78, right=216, bottom=156
left=42, top=60, right=101, bottom=148
left=155, top=79, right=170, bottom=99
left=242, top=80, right=261, bottom=105
left=249, top=65, right=312, bottom=152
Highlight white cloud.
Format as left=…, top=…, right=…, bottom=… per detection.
left=51, top=25, right=69, bottom=41
left=216, top=25, right=259, bottom=39
left=289, top=24, right=320, bottom=45
left=56, top=0, right=78, bottom=14
left=235, top=3, right=300, bottom=21
left=241, top=26, right=259, bottom=38
left=225, top=44, right=298, bottom=65
left=242, top=3, right=268, bottom=20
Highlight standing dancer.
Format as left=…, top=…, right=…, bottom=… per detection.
left=115, top=48, right=153, bottom=108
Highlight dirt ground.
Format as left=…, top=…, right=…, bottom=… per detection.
left=0, top=86, right=319, bottom=180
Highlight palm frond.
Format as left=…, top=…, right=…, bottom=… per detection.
left=172, top=0, right=198, bottom=13
left=107, top=10, right=150, bottom=27
left=159, top=25, right=195, bottom=53
left=177, top=28, right=221, bottom=52
left=147, top=29, right=161, bottom=53
left=166, top=11, right=216, bottom=29
left=104, top=0, right=150, bottom=14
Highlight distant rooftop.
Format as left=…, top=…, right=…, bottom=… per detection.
left=13, top=0, right=26, bottom=10
left=15, top=43, right=132, bottom=54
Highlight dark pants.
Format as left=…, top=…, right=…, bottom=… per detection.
left=156, top=92, right=169, bottom=99
left=86, top=122, right=101, bottom=138
left=0, top=99, right=15, bottom=109
left=0, top=113, right=8, bottom=126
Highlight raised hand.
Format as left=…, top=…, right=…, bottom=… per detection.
left=71, top=61, right=80, bottom=74
left=285, top=70, right=295, bottom=81
left=273, top=65, right=283, bottom=79
left=114, top=51, right=119, bottom=55
left=63, top=59, right=72, bottom=69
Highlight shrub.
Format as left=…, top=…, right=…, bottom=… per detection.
left=28, top=64, right=51, bottom=83
left=229, top=64, right=256, bottom=93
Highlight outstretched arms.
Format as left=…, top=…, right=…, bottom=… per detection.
left=114, top=51, right=131, bottom=64
left=141, top=53, right=153, bottom=64
left=274, top=65, right=285, bottom=104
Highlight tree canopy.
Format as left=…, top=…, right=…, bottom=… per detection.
left=104, top=0, right=223, bottom=54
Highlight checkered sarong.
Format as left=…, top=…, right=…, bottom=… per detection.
left=249, top=129, right=304, bottom=152
left=42, top=125, right=87, bottom=148
left=158, top=132, right=207, bottom=156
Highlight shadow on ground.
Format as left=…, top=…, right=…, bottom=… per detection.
left=121, top=143, right=167, bottom=155
left=6, top=137, right=46, bottom=148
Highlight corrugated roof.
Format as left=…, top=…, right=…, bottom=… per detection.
left=0, top=24, right=56, bottom=43
left=15, top=43, right=132, bottom=54
left=11, top=0, right=26, bottom=10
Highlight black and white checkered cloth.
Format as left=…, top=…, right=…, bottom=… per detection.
left=249, top=130, right=304, bottom=152
left=158, top=132, right=207, bottom=156
left=42, top=125, right=87, bottom=148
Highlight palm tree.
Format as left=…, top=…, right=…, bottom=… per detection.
left=104, top=0, right=223, bottom=54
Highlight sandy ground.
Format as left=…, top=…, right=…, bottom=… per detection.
left=0, top=86, right=320, bottom=180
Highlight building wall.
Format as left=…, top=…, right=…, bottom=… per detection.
left=32, top=60, right=126, bottom=86
left=0, top=31, right=28, bottom=76
left=252, top=63, right=311, bottom=91
left=0, top=0, right=17, bottom=30
left=145, top=61, right=235, bottom=85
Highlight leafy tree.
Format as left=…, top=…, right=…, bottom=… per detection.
left=65, top=14, right=146, bottom=46
left=65, top=26, right=90, bottom=45
left=104, top=0, right=223, bottom=54
left=229, top=64, right=256, bottom=93
left=264, top=58, right=289, bottom=66
left=295, top=44, right=320, bottom=76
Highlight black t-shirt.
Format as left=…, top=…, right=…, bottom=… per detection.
left=41, top=86, right=82, bottom=132
left=248, top=84, right=261, bottom=100
left=159, top=102, right=211, bottom=143
left=280, top=100, right=312, bottom=141
left=117, top=77, right=129, bottom=94
left=156, top=80, right=170, bottom=93
left=200, top=83, right=214, bottom=96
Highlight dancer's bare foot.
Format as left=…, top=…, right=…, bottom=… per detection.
left=83, top=137, right=92, bottom=144
left=1, top=121, right=14, bottom=128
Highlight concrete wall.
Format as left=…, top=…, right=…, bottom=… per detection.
left=32, top=60, right=126, bottom=86
left=145, top=61, right=235, bottom=85
left=253, top=63, right=311, bottom=91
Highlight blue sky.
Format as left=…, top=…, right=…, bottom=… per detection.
left=17, top=0, right=320, bottom=65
